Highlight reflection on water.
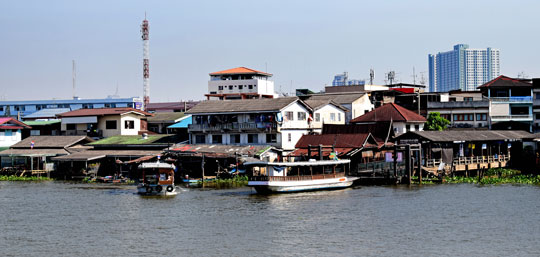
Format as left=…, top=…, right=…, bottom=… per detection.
left=1, top=182, right=540, bottom=256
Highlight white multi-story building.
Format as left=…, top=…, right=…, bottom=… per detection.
left=206, top=67, right=277, bottom=100
left=429, top=44, right=500, bottom=92
left=186, top=97, right=319, bottom=151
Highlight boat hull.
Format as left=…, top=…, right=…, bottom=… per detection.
left=137, top=184, right=177, bottom=196
left=248, top=177, right=357, bottom=194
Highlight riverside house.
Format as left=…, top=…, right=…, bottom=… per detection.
left=56, top=107, right=153, bottom=138
left=0, top=117, right=32, bottom=149
left=186, top=97, right=314, bottom=152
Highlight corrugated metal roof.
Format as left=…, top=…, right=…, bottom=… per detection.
left=295, top=133, right=371, bottom=148
left=11, top=136, right=93, bottom=149
left=397, top=130, right=534, bottom=142
left=351, top=103, right=426, bottom=123
left=186, top=97, right=306, bottom=114
left=23, top=108, right=71, bottom=119
left=304, top=93, right=366, bottom=104
left=0, top=148, right=69, bottom=157
left=147, top=112, right=186, bottom=123
left=169, top=144, right=271, bottom=157
left=52, top=150, right=162, bottom=161
left=23, top=120, right=61, bottom=126
left=57, top=107, right=152, bottom=117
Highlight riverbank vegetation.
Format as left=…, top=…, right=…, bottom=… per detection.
left=413, top=168, right=540, bottom=185
left=196, top=175, right=249, bottom=188
left=0, top=175, right=53, bottom=181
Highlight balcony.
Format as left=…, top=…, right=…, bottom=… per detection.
left=188, top=122, right=277, bottom=132
left=490, top=96, right=532, bottom=103
left=490, top=114, right=533, bottom=122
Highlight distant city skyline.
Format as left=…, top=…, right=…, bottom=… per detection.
left=1, top=0, right=539, bottom=101
left=429, top=44, right=500, bottom=92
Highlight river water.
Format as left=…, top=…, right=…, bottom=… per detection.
left=1, top=182, right=540, bottom=257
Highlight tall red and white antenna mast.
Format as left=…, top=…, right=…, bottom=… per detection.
left=141, top=14, right=150, bottom=110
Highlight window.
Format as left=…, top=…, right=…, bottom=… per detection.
left=195, top=135, right=206, bottom=144
left=477, top=114, right=487, bottom=121
left=5, top=129, right=12, bottom=137
left=441, top=114, right=451, bottom=121
left=297, top=112, right=306, bottom=121
left=105, top=103, right=116, bottom=108
left=248, top=85, right=253, bottom=90
left=66, top=124, right=76, bottom=130
left=266, top=134, right=277, bottom=143
left=406, top=124, right=410, bottom=132
left=124, top=120, right=135, bottom=129
left=212, top=135, right=222, bottom=144
left=106, top=120, right=117, bottom=130
left=248, top=134, right=258, bottom=144
left=415, top=125, right=419, bottom=131
left=464, top=97, right=473, bottom=101
left=228, top=85, right=233, bottom=90
left=330, top=113, right=336, bottom=121
left=338, top=113, right=341, bottom=122
left=238, top=85, right=243, bottom=90
left=30, top=130, right=40, bottom=136
left=285, top=111, right=294, bottom=121
left=82, top=104, right=93, bottom=109
left=230, top=134, right=240, bottom=144
left=0, top=106, right=3, bottom=112
left=288, top=133, right=292, bottom=142
left=218, top=86, right=224, bottom=90
left=315, top=113, right=321, bottom=122
left=14, top=106, right=25, bottom=111
left=536, top=113, right=540, bottom=120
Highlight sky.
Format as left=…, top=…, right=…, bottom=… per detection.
left=1, top=0, right=539, bottom=102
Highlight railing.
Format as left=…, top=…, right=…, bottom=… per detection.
left=188, top=122, right=277, bottom=132
left=490, top=96, right=532, bottom=103
left=425, top=154, right=510, bottom=167
left=490, top=115, right=533, bottom=121
left=250, top=172, right=345, bottom=181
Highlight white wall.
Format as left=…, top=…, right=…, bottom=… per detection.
left=280, top=102, right=311, bottom=129
left=394, top=122, right=424, bottom=134
left=0, top=129, right=22, bottom=147
left=350, top=94, right=373, bottom=121
left=280, top=129, right=309, bottom=150
left=208, top=78, right=276, bottom=97
left=98, top=113, right=142, bottom=137
left=312, top=104, right=346, bottom=129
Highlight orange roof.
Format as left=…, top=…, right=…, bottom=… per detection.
left=209, top=67, right=272, bottom=76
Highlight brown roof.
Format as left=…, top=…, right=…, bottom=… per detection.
left=304, top=93, right=366, bottom=105
left=209, top=67, right=272, bottom=76
left=147, top=112, right=186, bottom=123
left=57, top=108, right=152, bottom=118
left=52, top=150, right=162, bottom=161
left=350, top=103, right=426, bottom=123
left=0, top=117, right=31, bottom=129
left=322, top=122, right=394, bottom=144
left=0, top=148, right=69, bottom=156
left=477, top=75, right=532, bottom=88
left=303, top=99, right=348, bottom=111
left=186, top=97, right=308, bottom=114
left=295, top=133, right=373, bottom=148
left=396, top=130, right=534, bottom=143
left=11, top=136, right=94, bottom=149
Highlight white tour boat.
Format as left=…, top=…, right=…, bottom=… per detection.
left=137, top=162, right=177, bottom=196
left=245, top=159, right=357, bottom=194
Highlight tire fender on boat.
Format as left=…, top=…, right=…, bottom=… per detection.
left=166, top=185, right=174, bottom=192
left=145, top=186, right=152, bottom=193
left=155, top=185, right=163, bottom=193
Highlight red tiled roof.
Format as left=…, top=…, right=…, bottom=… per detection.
left=209, top=67, right=272, bottom=76
left=350, top=103, right=426, bottom=123
left=477, top=75, right=532, bottom=88
left=57, top=108, right=152, bottom=118
left=290, top=147, right=354, bottom=157
left=0, top=117, right=31, bottom=129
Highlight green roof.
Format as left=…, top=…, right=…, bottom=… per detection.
left=23, top=120, right=61, bottom=126
left=88, top=135, right=173, bottom=145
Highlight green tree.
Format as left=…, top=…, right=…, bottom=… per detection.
left=425, top=112, right=450, bottom=131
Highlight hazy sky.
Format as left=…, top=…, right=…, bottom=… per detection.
left=1, top=0, right=539, bottom=102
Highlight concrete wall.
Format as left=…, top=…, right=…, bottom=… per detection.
left=0, top=129, right=22, bottom=147
left=312, top=104, right=346, bottom=129
left=97, top=113, right=142, bottom=137
left=208, top=78, right=275, bottom=96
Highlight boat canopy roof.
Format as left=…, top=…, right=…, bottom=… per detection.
left=138, top=162, right=175, bottom=169
left=244, top=159, right=350, bottom=167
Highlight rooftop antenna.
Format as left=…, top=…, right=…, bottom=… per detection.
left=72, top=60, right=76, bottom=99
left=419, top=72, right=427, bottom=86
left=387, top=71, right=395, bottom=85
left=412, top=67, right=416, bottom=85
left=369, top=68, right=374, bottom=85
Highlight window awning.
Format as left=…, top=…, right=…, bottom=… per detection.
left=62, top=116, right=98, bottom=124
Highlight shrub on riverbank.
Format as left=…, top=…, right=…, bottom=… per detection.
left=0, top=175, right=53, bottom=181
